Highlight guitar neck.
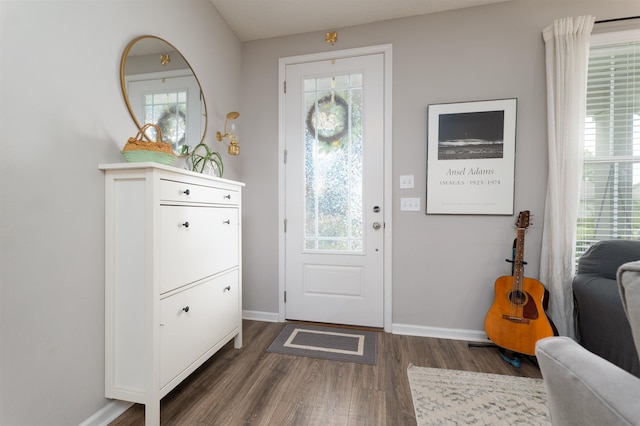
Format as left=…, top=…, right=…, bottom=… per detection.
left=513, top=228, right=525, bottom=287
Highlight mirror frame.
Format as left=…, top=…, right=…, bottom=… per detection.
left=120, top=35, right=208, bottom=156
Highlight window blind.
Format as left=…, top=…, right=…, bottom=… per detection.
left=577, top=39, right=640, bottom=259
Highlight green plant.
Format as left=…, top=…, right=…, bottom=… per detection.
left=187, top=143, right=224, bottom=177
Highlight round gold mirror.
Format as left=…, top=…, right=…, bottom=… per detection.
left=120, top=35, right=207, bottom=156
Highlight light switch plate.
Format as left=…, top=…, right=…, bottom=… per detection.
left=400, top=197, right=421, bottom=211
left=400, top=175, right=415, bottom=189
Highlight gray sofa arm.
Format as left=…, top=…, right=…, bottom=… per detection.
left=577, top=240, right=640, bottom=278
left=572, top=240, right=640, bottom=376
left=618, top=261, right=640, bottom=351
left=536, top=336, right=640, bottom=425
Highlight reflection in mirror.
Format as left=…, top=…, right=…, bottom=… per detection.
left=120, top=36, right=207, bottom=156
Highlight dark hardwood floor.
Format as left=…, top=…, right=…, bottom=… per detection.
left=109, top=320, right=542, bottom=426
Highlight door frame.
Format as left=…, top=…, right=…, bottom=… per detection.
left=277, top=44, right=393, bottom=332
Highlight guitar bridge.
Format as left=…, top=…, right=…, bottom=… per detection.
left=502, top=314, right=530, bottom=324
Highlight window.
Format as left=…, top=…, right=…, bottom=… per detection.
left=303, top=73, right=363, bottom=252
left=577, top=31, right=640, bottom=259
left=143, top=90, right=187, bottom=149
left=127, top=73, right=204, bottom=155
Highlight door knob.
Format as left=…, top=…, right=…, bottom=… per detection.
left=373, top=222, right=382, bottom=230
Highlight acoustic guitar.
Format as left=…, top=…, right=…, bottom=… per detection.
left=484, top=211, right=555, bottom=356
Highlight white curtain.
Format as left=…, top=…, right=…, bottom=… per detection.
left=540, top=16, right=594, bottom=338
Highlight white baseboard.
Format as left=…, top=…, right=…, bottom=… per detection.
left=392, top=323, right=489, bottom=343
left=240, top=313, right=489, bottom=343
left=78, top=400, right=133, bottom=426
left=242, top=310, right=279, bottom=322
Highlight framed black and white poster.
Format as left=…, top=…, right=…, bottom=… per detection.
left=426, top=98, right=517, bottom=215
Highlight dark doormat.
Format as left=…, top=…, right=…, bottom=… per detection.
left=266, top=323, right=378, bottom=365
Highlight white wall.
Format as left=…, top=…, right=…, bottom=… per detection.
left=239, top=0, right=640, bottom=331
left=0, top=1, right=241, bottom=424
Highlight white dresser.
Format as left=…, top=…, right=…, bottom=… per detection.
left=99, top=163, right=243, bottom=425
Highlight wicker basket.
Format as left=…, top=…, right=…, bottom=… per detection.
left=121, top=123, right=176, bottom=166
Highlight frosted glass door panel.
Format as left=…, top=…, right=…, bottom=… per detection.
left=304, top=74, right=363, bottom=253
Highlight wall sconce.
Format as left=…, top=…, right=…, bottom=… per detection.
left=216, top=111, right=240, bottom=156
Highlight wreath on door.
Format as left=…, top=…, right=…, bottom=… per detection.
left=156, top=105, right=187, bottom=148
left=305, top=94, right=349, bottom=146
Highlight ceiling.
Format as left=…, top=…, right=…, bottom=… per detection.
left=209, top=0, right=512, bottom=42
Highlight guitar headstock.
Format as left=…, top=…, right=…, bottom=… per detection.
left=516, top=210, right=531, bottom=230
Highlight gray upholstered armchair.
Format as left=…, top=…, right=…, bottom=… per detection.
left=535, top=261, right=640, bottom=425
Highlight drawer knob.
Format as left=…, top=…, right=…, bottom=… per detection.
left=223, top=220, right=231, bottom=225
left=182, top=306, right=190, bottom=313
left=183, top=189, right=190, bottom=195
left=224, top=286, right=231, bottom=292
left=223, top=194, right=231, bottom=199
left=182, top=221, right=190, bottom=228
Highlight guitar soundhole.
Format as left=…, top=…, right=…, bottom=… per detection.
left=508, top=290, right=527, bottom=306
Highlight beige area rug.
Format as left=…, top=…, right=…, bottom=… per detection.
left=407, top=365, right=550, bottom=425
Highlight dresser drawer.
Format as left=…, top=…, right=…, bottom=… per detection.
left=160, top=271, right=240, bottom=387
left=160, top=205, right=239, bottom=294
left=160, top=179, right=239, bottom=205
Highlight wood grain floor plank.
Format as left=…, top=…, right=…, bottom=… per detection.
left=276, top=356, right=323, bottom=406
left=347, top=387, right=385, bottom=426
left=109, top=320, right=542, bottom=425
left=266, top=401, right=314, bottom=426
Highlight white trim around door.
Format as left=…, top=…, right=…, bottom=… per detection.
left=277, top=44, right=393, bottom=332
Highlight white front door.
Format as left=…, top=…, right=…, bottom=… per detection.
left=283, top=53, right=385, bottom=327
